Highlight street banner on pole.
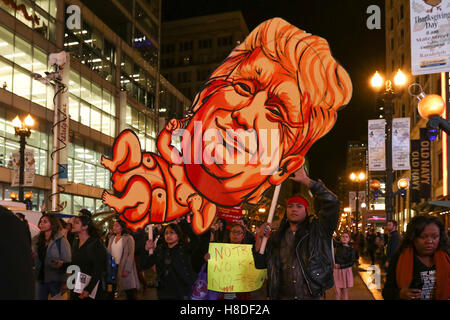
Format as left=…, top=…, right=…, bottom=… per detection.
left=11, top=149, right=35, bottom=187
left=58, top=52, right=70, bottom=185
left=368, top=119, right=386, bottom=171
left=358, top=191, right=366, bottom=207
left=410, top=0, right=450, bottom=75
left=349, top=191, right=356, bottom=212
left=392, top=118, right=411, bottom=170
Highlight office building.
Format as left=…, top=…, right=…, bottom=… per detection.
left=0, top=0, right=190, bottom=214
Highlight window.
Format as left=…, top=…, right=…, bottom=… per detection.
left=179, top=41, right=193, bottom=52
left=13, top=66, right=31, bottom=99
left=199, top=39, right=212, bottom=49
left=218, top=36, right=232, bottom=47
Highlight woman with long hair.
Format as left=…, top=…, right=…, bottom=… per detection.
left=144, top=223, right=198, bottom=300
left=382, top=214, right=449, bottom=300
left=32, top=214, right=71, bottom=300
left=107, top=219, right=140, bottom=299
left=69, top=209, right=107, bottom=300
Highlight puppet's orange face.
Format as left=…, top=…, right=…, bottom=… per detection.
left=183, top=49, right=304, bottom=205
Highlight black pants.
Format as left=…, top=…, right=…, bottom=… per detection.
left=108, top=283, right=137, bottom=300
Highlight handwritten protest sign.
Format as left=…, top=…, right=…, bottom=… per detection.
left=207, top=243, right=267, bottom=293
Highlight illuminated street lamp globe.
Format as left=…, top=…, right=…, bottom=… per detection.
left=417, top=94, right=445, bottom=120
left=397, top=178, right=410, bottom=190
left=370, top=179, right=381, bottom=191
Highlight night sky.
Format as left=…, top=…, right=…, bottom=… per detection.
left=162, top=0, right=386, bottom=191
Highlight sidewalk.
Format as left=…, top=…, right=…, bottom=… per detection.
left=355, top=256, right=385, bottom=300
left=132, top=267, right=377, bottom=300
left=325, top=264, right=375, bottom=300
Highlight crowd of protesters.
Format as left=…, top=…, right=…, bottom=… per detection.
left=0, top=168, right=448, bottom=300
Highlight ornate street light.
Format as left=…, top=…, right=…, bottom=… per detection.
left=349, top=171, right=366, bottom=233
left=370, top=69, right=408, bottom=221
left=11, top=114, right=35, bottom=202
left=409, top=83, right=447, bottom=140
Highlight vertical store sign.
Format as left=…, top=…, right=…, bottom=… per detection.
left=420, top=128, right=432, bottom=200
left=368, top=119, right=386, bottom=171
left=410, top=139, right=421, bottom=203
left=410, top=130, right=432, bottom=202
left=392, top=118, right=411, bottom=170
left=410, top=0, right=450, bottom=75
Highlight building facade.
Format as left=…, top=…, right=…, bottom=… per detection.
left=160, top=11, right=249, bottom=104
left=385, top=0, right=447, bottom=232
left=0, top=0, right=190, bottom=215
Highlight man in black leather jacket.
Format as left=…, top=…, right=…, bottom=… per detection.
left=254, top=167, right=340, bottom=299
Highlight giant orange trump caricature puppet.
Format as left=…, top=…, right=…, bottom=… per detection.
left=101, top=18, right=352, bottom=234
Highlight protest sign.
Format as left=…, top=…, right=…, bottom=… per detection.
left=207, top=243, right=266, bottom=293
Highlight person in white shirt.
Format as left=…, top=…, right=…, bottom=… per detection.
left=107, top=219, right=140, bottom=299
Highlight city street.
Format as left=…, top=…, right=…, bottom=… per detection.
left=119, top=261, right=378, bottom=301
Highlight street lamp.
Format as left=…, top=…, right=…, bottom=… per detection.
left=11, top=114, right=35, bottom=202
left=410, top=83, right=447, bottom=139
left=370, top=178, right=409, bottom=201
left=349, top=171, right=366, bottom=233
left=370, top=69, right=408, bottom=221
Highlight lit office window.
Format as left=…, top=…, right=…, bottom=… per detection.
left=73, top=195, right=83, bottom=213
left=0, top=137, right=5, bottom=166
left=68, top=96, right=79, bottom=122
left=73, top=160, right=84, bottom=183
left=60, top=193, right=72, bottom=214
left=90, top=108, right=101, bottom=132
left=101, top=113, right=111, bottom=137
left=13, top=37, right=32, bottom=68
left=0, top=26, right=14, bottom=57
left=80, top=101, right=90, bottom=127
left=0, top=61, right=13, bottom=91
left=13, top=66, right=31, bottom=99
left=69, top=70, right=81, bottom=97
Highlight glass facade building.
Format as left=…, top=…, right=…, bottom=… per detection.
left=0, top=0, right=190, bottom=214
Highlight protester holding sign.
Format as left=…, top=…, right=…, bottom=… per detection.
left=253, top=167, right=340, bottom=300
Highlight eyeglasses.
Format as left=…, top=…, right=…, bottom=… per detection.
left=231, top=230, right=244, bottom=235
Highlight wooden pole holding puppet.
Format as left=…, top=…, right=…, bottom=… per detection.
left=258, top=184, right=281, bottom=254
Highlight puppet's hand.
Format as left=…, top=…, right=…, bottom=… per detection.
left=166, top=119, right=183, bottom=132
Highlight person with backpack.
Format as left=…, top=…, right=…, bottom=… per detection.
left=68, top=209, right=107, bottom=300
left=32, top=214, right=71, bottom=300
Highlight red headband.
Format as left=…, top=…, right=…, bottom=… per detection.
left=287, top=196, right=309, bottom=211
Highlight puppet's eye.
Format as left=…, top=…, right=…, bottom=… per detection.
left=266, top=104, right=283, bottom=119
left=233, top=82, right=253, bottom=96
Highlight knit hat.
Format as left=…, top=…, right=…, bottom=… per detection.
left=287, top=196, right=309, bottom=211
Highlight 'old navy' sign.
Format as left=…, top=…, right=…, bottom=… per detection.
left=410, top=128, right=432, bottom=203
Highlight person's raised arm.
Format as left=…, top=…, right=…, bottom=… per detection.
left=290, top=167, right=340, bottom=236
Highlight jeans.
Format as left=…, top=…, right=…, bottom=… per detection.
left=37, top=281, right=62, bottom=300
